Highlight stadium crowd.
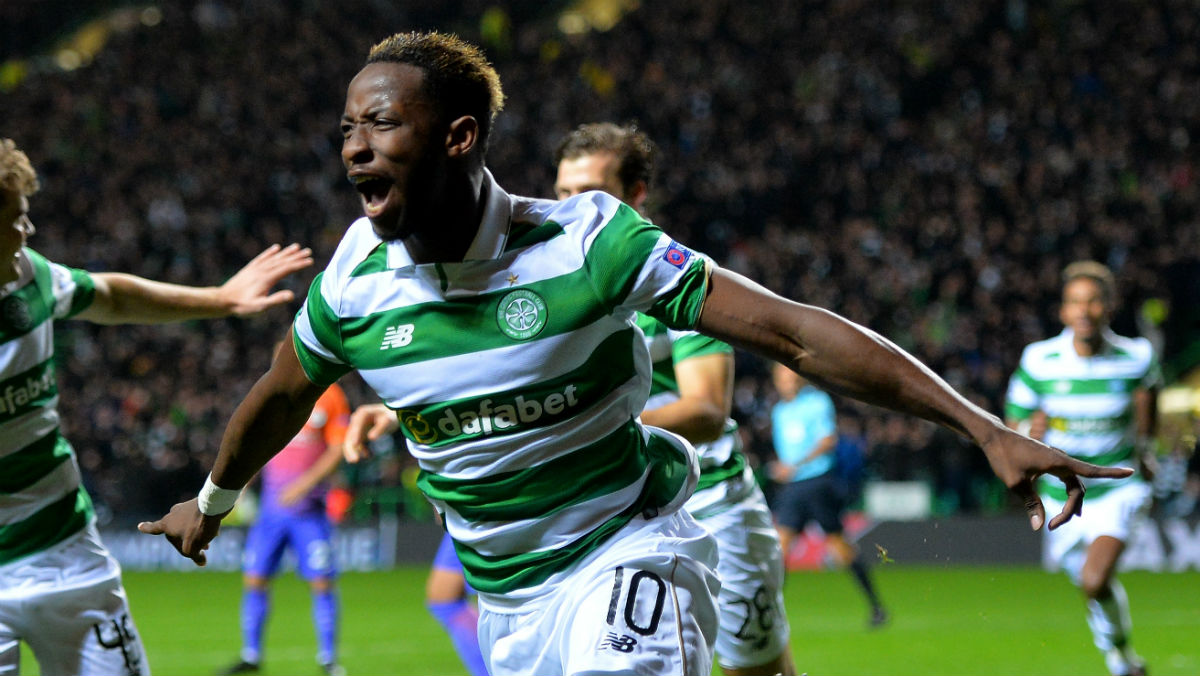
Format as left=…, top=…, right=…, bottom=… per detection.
left=2, top=0, right=1198, bottom=522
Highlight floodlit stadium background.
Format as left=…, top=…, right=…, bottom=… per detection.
left=2, top=2, right=1198, bottom=674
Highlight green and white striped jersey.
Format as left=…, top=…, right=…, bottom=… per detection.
left=293, top=173, right=711, bottom=597
left=0, top=248, right=96, bottom=568
left=636, top=315, right=751, bottom=518
left=1005, top=328, right=1160, bottom=501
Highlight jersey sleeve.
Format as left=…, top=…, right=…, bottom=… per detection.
left=318, top=383, right=351, bottom=446
left=26, top=248, right=95, bottom=319
left=293, top=271, right=354, bottom=387
left=669, top=330, right=733, bottom=364
left=580, top=198, right=710, bottom=330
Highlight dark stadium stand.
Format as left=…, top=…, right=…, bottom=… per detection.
left=3, top=0, right=1198, bottom=522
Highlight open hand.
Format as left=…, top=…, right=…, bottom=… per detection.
left=220, top=243, right=314, bottom=316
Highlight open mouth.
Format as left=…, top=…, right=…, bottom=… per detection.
left=349, top=175, right=394, bottom=216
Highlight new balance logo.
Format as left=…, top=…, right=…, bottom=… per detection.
left=381, top=324, right=415, bottom=350
left=598, top=632, right=637, bottom=653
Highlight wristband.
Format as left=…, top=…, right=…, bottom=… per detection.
left=197, top=474, right=241, bottom=516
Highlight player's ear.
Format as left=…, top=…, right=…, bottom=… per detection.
left=446, top=116, right=478, bottom=159
left=627, top=180, right=649, bottom=212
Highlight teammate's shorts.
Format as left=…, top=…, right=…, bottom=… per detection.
left=772, top=471, right=846, bottom=534
left=243, top=510, right=336, bottom=580
left=698, top=488, right=790, bottom=670
left=477, top=510, right=720, bottom=676
left=0, top=524, right=149, bottom=676
left=1042, top=480, right=1152, bottom=582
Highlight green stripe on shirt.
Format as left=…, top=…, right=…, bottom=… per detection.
left=0, top=487, right=92, bottom=566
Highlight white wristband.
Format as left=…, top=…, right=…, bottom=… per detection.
left=197, top=475, right=240, bottom=516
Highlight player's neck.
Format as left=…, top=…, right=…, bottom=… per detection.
left=403, top=171, right=486, bottom=265
left=1071, top=334, right=1103, bottom=357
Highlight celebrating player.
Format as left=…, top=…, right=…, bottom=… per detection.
left=140, top=32, right=1131, bottom=676
left=0, top=137, right=312, bottom=676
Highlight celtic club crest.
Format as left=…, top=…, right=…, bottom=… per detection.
left=496, top=289, right=547, bottom=340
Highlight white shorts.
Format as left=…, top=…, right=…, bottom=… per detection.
left=1042, top=480, right=1152, bottom=581
left=0, top=524, right=150, bottom=676
left=478, top=510, right=720, bottom=676
left=698, top=489, right=790, bottom=670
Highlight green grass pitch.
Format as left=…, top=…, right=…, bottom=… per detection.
left=18, top=566, right=1199, bottom=675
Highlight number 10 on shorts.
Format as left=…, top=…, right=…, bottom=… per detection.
left=600, top=565, right=667, bottom=652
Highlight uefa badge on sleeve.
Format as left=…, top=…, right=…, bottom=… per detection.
left=661, top=241, right=693, bottom=269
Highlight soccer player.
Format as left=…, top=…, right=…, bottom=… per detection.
left=1005, top=261, right=1157, bottom=676
left=221, top=377, right=350, bottom=676
left=139, top=32, right=1131, bottom=676
left=0, top=137, right=312, bottom=676
left=768, top=364, right=887, bottom=628
left=554, top=122, right=793, bottom=675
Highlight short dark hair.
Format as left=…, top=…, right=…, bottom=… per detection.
left=1062, top=260, right=1116, bottom=302
left=554, top=122, right=656, bottom=193
left=367, top=32, right=505, bottom=151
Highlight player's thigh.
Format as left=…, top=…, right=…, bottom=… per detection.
left=1043, top=482, right=1151, bottom=582
left=24, top=575, right=149, bottom=676
left=564, top=549, right=718, bottom=675
left=703, top=501, right=790, bottom=669
left=243, top=514, right=290, bottom=578
left=1084, top=482, right=1152, bottom=543
left=288, top=514, right=337, bottom=580
left=481, top=513, right=720, bottom=676
left=482, top=556, right=718, bottom=676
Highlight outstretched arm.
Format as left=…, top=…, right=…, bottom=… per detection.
left=698, top=267, right=1132, bottom=531
left=78, top=243, right=312, bottom=324
left=138, top=328, right=326, bottom=564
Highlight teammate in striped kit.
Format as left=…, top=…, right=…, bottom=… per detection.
left=1005, top=261, right=1158, bottom=676
left=0, top=138, right=312, bottom=676
left=141, top=32, right=1133, bottom=676
left=553, top=122, right=793, bottom=675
